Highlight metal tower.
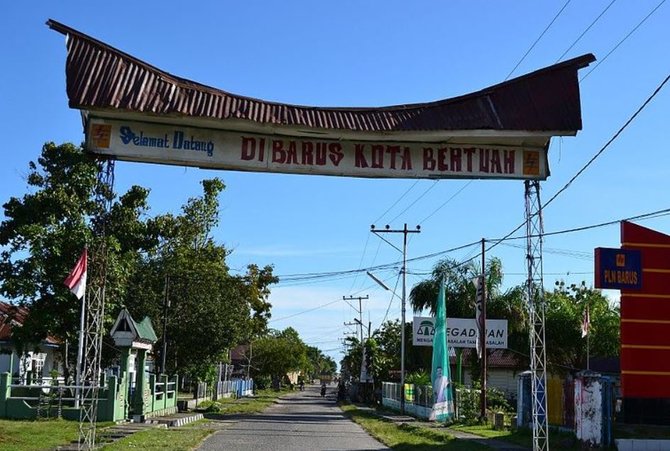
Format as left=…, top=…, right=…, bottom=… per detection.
left=78, top=159, right=115, bottom=450
left=524, top=180, right=548, bottom=451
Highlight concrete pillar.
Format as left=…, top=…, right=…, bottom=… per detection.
left=132, top=349, right=149, bottom=417
left=118, top=347, right=132, bottom=419
left=0, top=373, right=10, bottom=417
left=575, top=371, right=604, bottom=448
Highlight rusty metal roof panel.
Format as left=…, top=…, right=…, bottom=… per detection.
left=47, top=19, right=594, bottom=133
left=0, top=301, right=59, bottom=345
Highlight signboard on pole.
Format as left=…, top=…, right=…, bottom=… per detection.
left=413, top=317, right=508, bottom=349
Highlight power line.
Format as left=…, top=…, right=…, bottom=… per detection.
left=544, top=72, right=670, bottom=209
left=347, top=232, right=371, bottom=293
left=387, top=180, right=440, bottom=224
left=419, top=180, right=473, bottom=225
left=486, top=71, right=670, bottom=255
left=276, top=240, right=479, bottom=282
left=275, top=204, right=670, bottom=288
left=580, top=0, right=667, bottom=82
left=269, top=298, right=342, bottom=323
left=505, top=0, right=573, bottom=80
left=380, top=270, right=402, bottom=326
left=277, top=72, right=670, bottom=288
left=373, top=180, right=420, bottom=224
left=556, top=0, right=618, bottom=63
left=268, top=206, right=669, bottom=326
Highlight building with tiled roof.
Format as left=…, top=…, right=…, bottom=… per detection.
left=0, top=301, right=61, bottom=381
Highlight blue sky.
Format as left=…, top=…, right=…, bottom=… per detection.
left=2, top=1, right=669, bottom=365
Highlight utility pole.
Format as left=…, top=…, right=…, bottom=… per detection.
left=161, top=275, right=170, bottom=375
left=371, top=223, right=420, bottom=415
left=480, top=238, right=487, bottom=421
left=343, top=295, right=369, bottom=344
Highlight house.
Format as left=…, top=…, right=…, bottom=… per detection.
left=0, top=301, right=61, bottom=381
left=451, top=348, right=523, bottom=400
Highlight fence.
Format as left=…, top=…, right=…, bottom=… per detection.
left=0, top=372, right=125, bottom=421
left=0, top=371, right=178, bottom=421
left=382, top=382, right=479, bottom=421
left=213, top=379, right=254, bottom=400
left=147, top=374, right=179, bottom=417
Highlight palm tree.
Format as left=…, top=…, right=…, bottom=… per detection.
left=409, top=257, right=529, bottom=376
left=409, top=257, right=504, bottom=316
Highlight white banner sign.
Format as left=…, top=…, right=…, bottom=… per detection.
left=413, top=317, right=508, bottom=349
left=86, top=118, right=548, bottom=180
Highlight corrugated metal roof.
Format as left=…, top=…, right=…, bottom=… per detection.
left=0, top=302, right=26, bottom=341
left=0, top=301, right=59, bottom=345
left=47, top=19, right=594, bottom=134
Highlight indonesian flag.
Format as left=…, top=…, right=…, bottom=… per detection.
left=581, top=305, right=590, bottom=338
left=64, top=249, right=87, bottom=300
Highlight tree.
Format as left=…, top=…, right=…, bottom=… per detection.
left=0, top=143, right=278, bottom=385
left=409, top=257, right=528, bottom=379
left=249, top=327, right=308, bottom=387
left=126, top=179, right=276, bottom=381
left=340, top=336, right=362, bottom=383
left=544, top=281, right=619, bottom=372
left=306, top=346, right=336, bottom=379
left=0, top=143, right=153, bottom=379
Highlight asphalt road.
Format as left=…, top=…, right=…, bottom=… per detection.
left=197, top=384, right=389, bottom=451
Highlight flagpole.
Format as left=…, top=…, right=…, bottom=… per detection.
left=480, top=238, right=487, bottom=421
left=75, top=290, right=86, bottom=408
left=586, top=305, right=590, bottom=371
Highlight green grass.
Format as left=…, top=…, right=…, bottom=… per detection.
left=0, top=389, right=291, bottom=450
left=449, top=423, right=511, bottom=439
left=0, top=418, right=79, bottom=451
left=0, top=418, right=114, bottom=451
left=101, top=423, right=213, bottom=450
left=340, top=404, right=488, bottom=450
left=453, top=423, right=581, bottom=450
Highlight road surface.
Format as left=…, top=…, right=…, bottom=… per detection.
left=197, top=384, right=389, bottom=451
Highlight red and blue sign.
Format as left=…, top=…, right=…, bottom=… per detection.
left=594, top=247, right=642, bottom=290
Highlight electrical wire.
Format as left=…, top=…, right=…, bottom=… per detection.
left=387, top=180, right=440, bottom=224
left=346, top=232, right=371, bottom=293
left=486, top=71, right=670, bottom=255
left=380, top=270, right=402, bottom=326
left=555, top=0, right=618, bottom=63
left=419, top=180, right=473, bottom=225
left=272, top=77, right=670, bottom=320
left=268, top=298, right=342, bottom=323
left=544, top=72, right=670, bottom=210
left=373, top=180, right=420, bottom=224
left=276, top=205, right=670, bottom=288
left=580, top=0, right=667, bottom=82
left=505, top=0, right=573, bottom=80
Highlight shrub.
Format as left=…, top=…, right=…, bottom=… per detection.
left=254, top=375, right=271, bottom=390
left=405, top=371, right=430, bottom=386
left=487, top=386, right=512, bottom=413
